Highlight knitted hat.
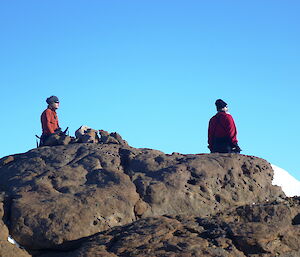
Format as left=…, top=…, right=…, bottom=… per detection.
left=46, top=96, right=59, bottom=104
left=215, top=99, right=227, bottom=110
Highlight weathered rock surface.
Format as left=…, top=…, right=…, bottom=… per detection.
left=75, top=126, right=100, bottom=143
left=0, top=137, right=286, bottom=255
left=0, top=198, right=31, bottom=257
left=0, top=144, right=139, bottom=250
left=122, top=149, right=283, bottom=217
left=38, top=197, right=300, bottom=257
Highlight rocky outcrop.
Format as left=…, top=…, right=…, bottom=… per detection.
left=0, top=196, right=31, bottom=257
left=0, top=134, right=287, bottom=255
left=1, top=144, right=139, bottom=250
left=38, top=197, right=300, bottom=257
left=75, top=126, right=100, bottom=143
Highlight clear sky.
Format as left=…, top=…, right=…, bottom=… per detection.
left=1, top=1, right=299, bottom=179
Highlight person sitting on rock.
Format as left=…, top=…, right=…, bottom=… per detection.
left=40, top=95, right=67, bottom=146
left=208, top=99, right=241, bottom=153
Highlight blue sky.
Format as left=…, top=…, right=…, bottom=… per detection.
left=1, top=1, right=299, bottom=179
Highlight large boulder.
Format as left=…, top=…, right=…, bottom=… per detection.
left=0, top=142, right=284, bottom=251
left=121, top=149, right=283, bottom=217
left=38, top=197, right=300, bottom=257
left=0, top=144, right=139, bottom=250
left=0, top=196, right=31, bottom=257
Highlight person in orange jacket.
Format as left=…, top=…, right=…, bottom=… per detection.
left=40, top=95, right=61, bottom=145
left=208, top=99, right=241, bottom=153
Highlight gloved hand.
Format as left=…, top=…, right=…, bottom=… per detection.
left=54, top=127, right=62, bottom=133
left=54, top=127, right=69, bottom=136
left=232, top=144, right=241, bottom=153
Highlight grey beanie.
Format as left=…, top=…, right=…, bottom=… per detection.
left=46, top=96, right=59, bottom=104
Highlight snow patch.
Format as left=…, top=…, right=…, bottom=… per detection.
left=8, top=235, right=18, bottom=245
left=271, top=164, right=300, bottom=197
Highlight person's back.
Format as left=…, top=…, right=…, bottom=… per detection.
left=208, top=99, right=240, bottom=153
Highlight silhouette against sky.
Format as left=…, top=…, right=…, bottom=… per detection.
left=1, top=1, right=299, bottom=179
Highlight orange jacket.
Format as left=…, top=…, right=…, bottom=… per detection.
left=41, top=108, right=59, bottom=135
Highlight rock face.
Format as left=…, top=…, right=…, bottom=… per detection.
left=0, top=135, right=289, bottom=256
left=0, top=197, right=31, bottom=257
left=38, top=197, right=300, bottom=257
left=1, top=144, right=140, bottom=250
left=75, top=126, right=100, bottom=143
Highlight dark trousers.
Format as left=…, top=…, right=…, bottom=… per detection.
left=39, top=134, right=51, bottom=147
left=211, top=137, right=233, bottom=153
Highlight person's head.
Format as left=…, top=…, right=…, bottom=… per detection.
left=215, top=99, right=228, bottom=112
left=46, top=95, right=60, bottom=110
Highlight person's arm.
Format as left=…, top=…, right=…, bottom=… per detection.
left=56, top=115, right=60, bottom=130
left=44, top=110, right=56, bottom=134
left=208, top=118, right=214, bottom=149
left=225, top=114, right=238, bottom=145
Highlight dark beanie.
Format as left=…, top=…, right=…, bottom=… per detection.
left=46, top=96, right=59, bottom=104
left=215, top=99, right=227, bottom=110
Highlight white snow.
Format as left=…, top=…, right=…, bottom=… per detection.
left=7, top=235, right=23, bottom=249
left=8, top=235, right=18, bottom=245
left=271, top=164, right=300, bottom=197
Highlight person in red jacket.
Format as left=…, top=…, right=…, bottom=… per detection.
left=40, top=95, right=61, bottom=145
left=208, top=99, right=241, bottom=153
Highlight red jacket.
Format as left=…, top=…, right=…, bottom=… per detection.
left=208, top=111, right=238, bottom=148
left=41, top=108, right=59, bottom=135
